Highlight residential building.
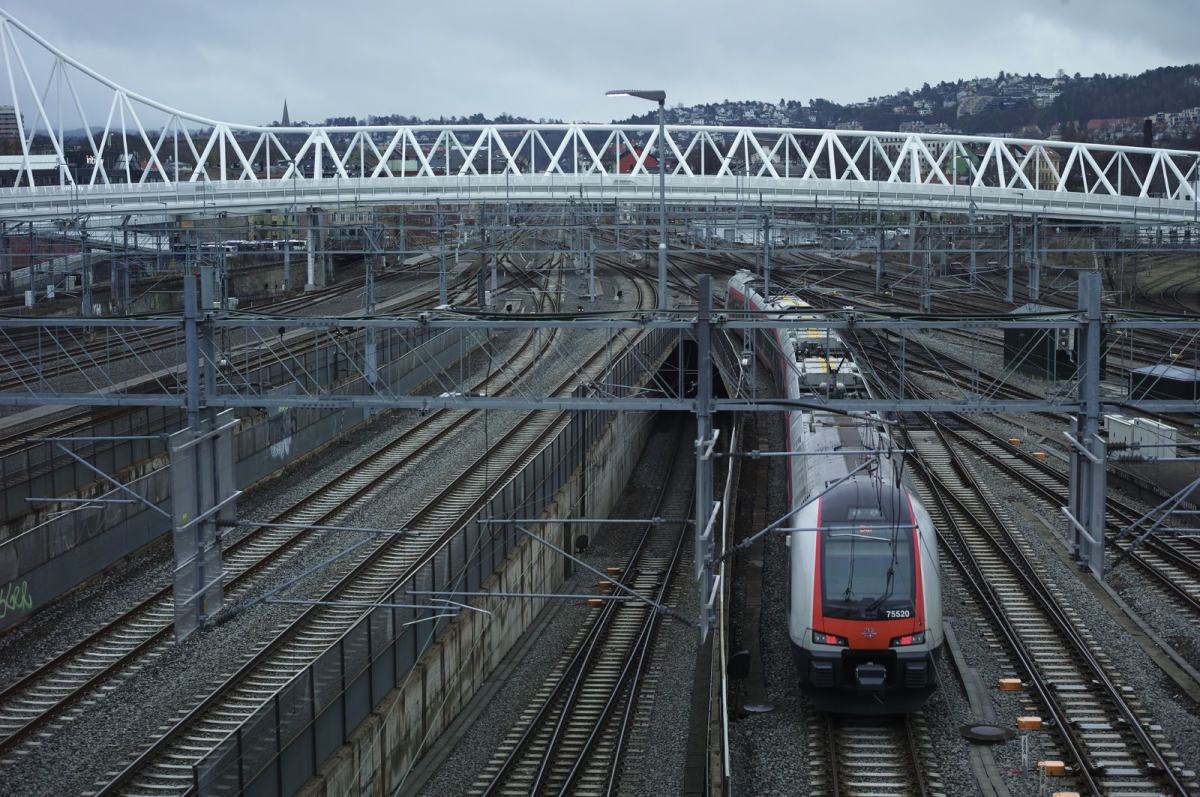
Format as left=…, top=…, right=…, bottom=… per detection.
left=957, top=95, right=998, bottom=117
left=0, top=106, right=20, bottom=139
left=617, top=147, right=658, bottom=173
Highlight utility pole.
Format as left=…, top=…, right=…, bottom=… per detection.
left=614, top=198, right=622, bottom=265
left=365, top=220, right=379, bottom=392
left=1029, top=212, right=1041, bottom=303
left=875, top=203, right=884, bottom=293
left=183, top=268, right=201, bottom=431
left=921, top=230, right=932, bottom=313
left=199, top=260, right=216, bottom=313
left=1067, top=271, right=1106, bottom=579
left=695, top=274, right=717, bottom=639
left=487, top=206, right=498, bottom=298
left=283, top=231, right=291, bottom=292
left=907, top=210, right=916, bottom=300
left=437, top=200, right=447, bottom=306
left=80, top=228, right=92, bottom=318
left=606, top=90, right=670, bottom=309
left=761, top=212, right=771, bottom=301
left=0, top=223, right=9, bottom=295
left=968, top=202, right=977, bottom=287
left=656, top=99, right=668, bottom=311
left=116, top=227, right=127, bottom=313
left=916, top=216, right=931, bottom=313
left=1006, top=214, right=1015, bottom=303
left=939, top=218, right=947, bottom=277
left=587, top=226, right=597, bottom=301
left=304, top=211, right=317, bottom=291
left=173, top=266, right=236, bottom=641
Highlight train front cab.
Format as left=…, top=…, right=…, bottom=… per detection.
left=792, top=629, right=937, bottom=714
left=790, top=481, right=940, bottom=714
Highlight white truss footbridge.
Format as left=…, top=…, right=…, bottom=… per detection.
left=0, top=9, right=1197, bottom=222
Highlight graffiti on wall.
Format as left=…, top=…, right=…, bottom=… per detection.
left=268, top=406, right=298, bottom=459
left=0, top=579, right=33, bottom=619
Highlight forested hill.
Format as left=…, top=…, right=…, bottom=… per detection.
left=1049, top=65, right=1200, bottom=123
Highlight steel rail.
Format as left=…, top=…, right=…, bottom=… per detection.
left=824, top=714, right=931, bottom=797
left=0, top=268, right=418, bottom=390
left=93, top=270, right=657, bottom=795
left=932, top=426, right=1184, bottom=792
left=480, top=420, right=684, bottom=795
left=856, top=332, right=1188, bottom=794
left=941, top=422, right=1200, bottom=614
left=0, top=263, right=484, bottom=463
left=478, top=419, right=692, bottom=796
left=908, top=456, right=1103, bottom=795
left=846, top=326, right=1200, bottom=617
left=556, top=465, right=692, bottom=796
left=0, top=263, right=562, bottom=758
left=903, top=715, right=932, bottom=797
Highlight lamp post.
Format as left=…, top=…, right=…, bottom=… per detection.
left=606, top=89, right=668, bottom=310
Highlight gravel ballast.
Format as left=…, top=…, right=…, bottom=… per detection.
left=0, top=266, right=646, bottom=795
left=413, top=419, right=687, bottom=797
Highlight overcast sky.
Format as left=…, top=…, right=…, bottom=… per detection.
left=3, top=0, right=1197, bottom=125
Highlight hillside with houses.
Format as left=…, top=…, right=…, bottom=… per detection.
left=614, top=65, right=1200, bottom=148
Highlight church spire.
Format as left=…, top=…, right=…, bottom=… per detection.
left=280, top=99, right=290, bottom=126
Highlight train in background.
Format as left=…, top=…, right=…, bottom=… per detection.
left=725, top=269, right=943, bottom=714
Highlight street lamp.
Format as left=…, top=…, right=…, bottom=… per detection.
left=607, top=89, right=668, bottom=310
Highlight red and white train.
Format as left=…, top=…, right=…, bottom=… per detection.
left=726, top=269, right=943, bottom=714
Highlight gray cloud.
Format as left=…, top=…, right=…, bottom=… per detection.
left=2, top=0, right=1196, bottom=125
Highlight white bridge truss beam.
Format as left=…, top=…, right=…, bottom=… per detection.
left=0, top=9, right=1197, bottom=222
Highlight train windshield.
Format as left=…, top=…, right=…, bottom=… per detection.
left=821, top=524, right=915, bottom=620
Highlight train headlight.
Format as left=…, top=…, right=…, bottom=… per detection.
left=812, top=630, right=848, bottom=647
left=889, top=631, right=926, bottom=647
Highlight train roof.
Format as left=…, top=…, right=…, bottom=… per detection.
left=819, top=478, right=913, bottom=527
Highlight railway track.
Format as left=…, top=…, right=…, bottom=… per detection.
left=847, top=328, right=1200, bottom=627
left=0, top=255, right=583, bottom=746
left=907, top=427, right=1193, bottom=795
left=816, top=714, right=936, bottom=797
left=0, top=264, right=517, bottom=530
left=471, top=419, right=693, bottom=797
left=941, top=424, right=1200, bottom=623
left=775, top=248, right=1198, bottom=381
left=858, top=326, right=1195, bottom=433
left=0, top=267, right=428, bottom=393
left=90, top=271, right=657, bottom=795
left=0, top=266, right=474, bottom=428
left=833, top=327, right=1197, bottom=794
left=0, top=270, right=567, bottom=762
left=0, top=238, right=520, bottom=409
left=0, top=282, right=465, bottom=460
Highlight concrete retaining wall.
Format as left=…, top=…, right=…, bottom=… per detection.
left=297, top=407, right=655, bottom=797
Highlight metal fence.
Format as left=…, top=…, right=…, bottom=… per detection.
left=190, top=327, right=673, bottom=795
